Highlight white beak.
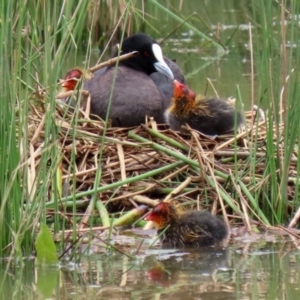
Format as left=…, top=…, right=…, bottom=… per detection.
left=152, top=43, right=174, bottom=79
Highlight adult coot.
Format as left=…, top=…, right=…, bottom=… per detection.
left=82, top=33, right=185, bottom=127
left=145, top=202, right=228, bottom=248
left=165, top=80, right=243, bottom=135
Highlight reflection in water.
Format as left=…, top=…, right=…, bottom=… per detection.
left=2, top=240, right=300, bottom=299
left=59, top=240, right=300, bottom=299
left=146, top=247, right=228, bottom=287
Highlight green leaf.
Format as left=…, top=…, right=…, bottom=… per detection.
left=35, top=223, right=59, bottom=265
left=36, top=267, right=59, bottom=298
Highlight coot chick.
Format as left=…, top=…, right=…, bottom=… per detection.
left=82, top=33, right=185, bottom=127
left=165, top=80, right=243, bottom=135
left=60, top=68, right=83, bottom=92
left=57, top=68, right=91, bottom=109
left=145, top=202, right=228, bottom=248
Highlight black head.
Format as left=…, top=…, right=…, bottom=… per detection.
left=114, top=33, right=174, bottom=79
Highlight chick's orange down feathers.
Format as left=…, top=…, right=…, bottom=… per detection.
left=60, top=68, right=83, bottom=92
left=165, top=80, right=243, bottom=135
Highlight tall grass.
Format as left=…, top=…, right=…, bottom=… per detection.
left=0, top=1, right=91, bottom=259
left=0, top=2, right=28, bottom=257
left=251, top=0, right=300, bottom=223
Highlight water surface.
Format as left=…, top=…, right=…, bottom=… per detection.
left=2, top=235, right=300, bottom=299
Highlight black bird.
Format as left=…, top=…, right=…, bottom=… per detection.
left=81, top=33, right=185, bottom=127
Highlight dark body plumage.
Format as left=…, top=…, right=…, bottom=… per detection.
left=146, top=202, right=228, bottom=248
left=165, top=80, right=243, bottom=135
left=150, top=58, right=186, bottom=106
left=80, top=33, right=185, bottom=127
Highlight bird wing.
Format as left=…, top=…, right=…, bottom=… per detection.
left=178, top=222, right=214, bottom=244
left=193, top=98, right=235, bottom=118
left=192, top=101, right=213, bottom=117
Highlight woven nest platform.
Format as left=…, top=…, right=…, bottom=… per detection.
left=28, top=94, right=298, bottom=229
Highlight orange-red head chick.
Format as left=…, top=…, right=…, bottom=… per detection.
left=173, top=79, right=196, bottom=101
left=146, top=202, right=228, bottom=248
left=145, top=202, right=179, bottom=230
left=60, top=68, right=83, bottom=92
left=166, top=80, right=196, bottom=118
left=165, top=80, right=243, bottom=135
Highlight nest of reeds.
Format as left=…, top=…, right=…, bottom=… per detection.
left=26, top=52, right=299, bottom=233
left=28, top=85, right=297, bottom=220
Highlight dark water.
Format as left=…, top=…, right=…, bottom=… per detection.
left=1, top=235, right=300, bottom=299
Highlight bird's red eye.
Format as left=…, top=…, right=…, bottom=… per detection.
left=143, top=51, right=149, bottom=57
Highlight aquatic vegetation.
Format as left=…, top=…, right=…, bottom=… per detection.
left=1, top=0, right=300, bottom=269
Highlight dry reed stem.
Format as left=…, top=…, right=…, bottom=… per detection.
left=206, top=162, right=229, bottom=229
left=164, top=177, right=192, bottom=202
left=89, top=51, right=138, bottom=73
left=132, top=195, right=160, bottom=207
left=189, top=127, right=209, bottom=183
left=229, top=171, right=252, bottom=233
left=117, top=144, right=127, bottom=185
left=288, top=205, right=300, bottom=229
